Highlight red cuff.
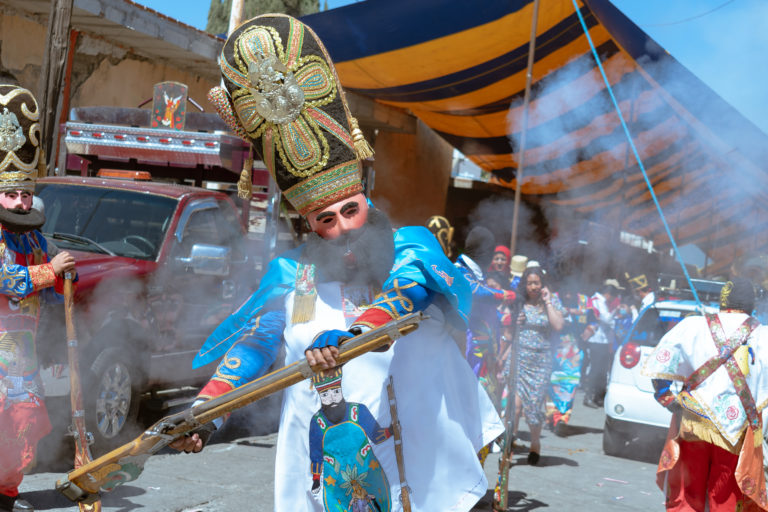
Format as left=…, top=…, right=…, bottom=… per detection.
left=198, top=379, right=235, bottom=400
left=29, top=263, right=57, bottom=291
left=353, top=307, right=395, bottom=330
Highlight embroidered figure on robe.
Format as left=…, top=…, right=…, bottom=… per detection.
left=309, top=367, right=391, bottom=512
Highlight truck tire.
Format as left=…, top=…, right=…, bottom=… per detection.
left=87, top=347, right=142, bottom=454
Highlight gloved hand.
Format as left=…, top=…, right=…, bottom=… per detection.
left=305, top=329, right=355, bottom=370
left=311, top=478, right=321, bottom=494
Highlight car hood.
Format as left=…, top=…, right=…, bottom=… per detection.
left=68, top=249, right=157, bottom=292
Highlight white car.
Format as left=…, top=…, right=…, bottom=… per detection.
left=602, top=298, right=718, bottom=458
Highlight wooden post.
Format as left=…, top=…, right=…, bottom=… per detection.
left=228, top=0, right=246, bottom=35
left=39, top=0, right=75, bottom=176
left=509, top=0, right=541, bottom=257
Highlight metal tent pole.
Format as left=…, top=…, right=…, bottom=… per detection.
left=509, top=0, right=541, bottom=257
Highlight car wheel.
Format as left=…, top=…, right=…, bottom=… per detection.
left=602, top=417, right=628, bottom=457
left=87, top=347, right=142, bottom=454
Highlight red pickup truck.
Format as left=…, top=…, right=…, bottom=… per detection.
left=36, top=174, right=262, bottom=452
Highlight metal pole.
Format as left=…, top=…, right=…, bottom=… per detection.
left=509, top=0, right=541, bottom=256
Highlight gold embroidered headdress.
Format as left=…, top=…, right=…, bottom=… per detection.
left=0, top=85, right=43, bottom=193
left=208, top=14, right=372, bottom=215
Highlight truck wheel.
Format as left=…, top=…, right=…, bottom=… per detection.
left=87, top=347, right=142, bottom=454
left=602, top=418, right=628, bottom=457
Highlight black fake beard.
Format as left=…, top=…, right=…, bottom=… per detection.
left=304, top=208, right=395, bottom=286
left=0, top=206, right=45, bottom=233
left=322, top=399, right=347, bottom=425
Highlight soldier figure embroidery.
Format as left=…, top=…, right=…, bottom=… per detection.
left=0, top=85, right=77, bottom=512
left=178, top=14, right=503, bottom=512
left=309, top=367, right=391, bottom=511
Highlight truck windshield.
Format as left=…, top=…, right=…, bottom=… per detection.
left=36, top=184, right=176, bottom=260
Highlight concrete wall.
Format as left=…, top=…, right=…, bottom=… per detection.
left=371, top=119, right=453, bottom=228
left=0, top=10, right=217, bottom=115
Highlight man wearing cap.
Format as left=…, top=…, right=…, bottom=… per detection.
left=488, top=245, right=510, bottom=275
left=626, top=272, right=655, bottom=312
left=642, top=278, right=768, bottom=511
left=581, top=279, right=620, bottom=408
left=0, top=85, right=76, bottom=512
left=175, top=14, right=503, bottom=512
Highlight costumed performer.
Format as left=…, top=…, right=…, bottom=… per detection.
left=642, top=277, right=768, bottom=511
left=0, top=85, right=76, bottom=512
left=172, top=14, right=503, bottom=512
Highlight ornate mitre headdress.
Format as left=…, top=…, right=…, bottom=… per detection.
left=208, top=14, right=373, bottom=216
left=0, top=85, right=43, bottom=193
left=426, top=215, right=454, bottom=259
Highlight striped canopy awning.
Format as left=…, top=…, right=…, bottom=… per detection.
left=304, top=0, right=768, bottom=275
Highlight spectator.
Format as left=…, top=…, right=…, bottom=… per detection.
left=582, top=279, right=620, bottom=408
left=511, top=266, right=565, bottom=465
left=547, top=283, right=590, bottom=436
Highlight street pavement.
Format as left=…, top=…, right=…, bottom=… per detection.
left=21, top=389, right=667, bottom=511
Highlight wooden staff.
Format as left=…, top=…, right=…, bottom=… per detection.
left=64, top=273, right=102, bottom=512
left=56, top=312, right=424, bottom=504
left=387, top=376, right=411, bottom=512
left=493, top=305, right=520, bottom=511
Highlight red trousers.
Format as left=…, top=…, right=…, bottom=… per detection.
left=0, top=398, right=51, bottom=498
left=665, top=439, right=745, bottom=511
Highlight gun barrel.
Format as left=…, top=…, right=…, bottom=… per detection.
left=60, top=312, right=424, bottom=500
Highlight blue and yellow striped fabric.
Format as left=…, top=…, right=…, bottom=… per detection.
left=303, top=0, right=768, bottom=274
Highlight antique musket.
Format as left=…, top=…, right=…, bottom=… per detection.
left=386, top=376, right=411, bottom=512
left=64, top=273, right=102, bottom=512
left=56, top=312, right=424, bottom=504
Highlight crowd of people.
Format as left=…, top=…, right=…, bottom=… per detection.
left=427, top=220, right=657, bottom=465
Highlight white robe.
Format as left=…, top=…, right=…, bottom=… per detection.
left=273, top=281, right=503, bottom=511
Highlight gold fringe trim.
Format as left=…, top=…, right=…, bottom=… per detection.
left=350, top=117, right=373, bottom=160
left=291, top=291, right=316, bottom=324
left=237, top=151, right=253, bottom=199
left=680, top=409, right=741, bottom=454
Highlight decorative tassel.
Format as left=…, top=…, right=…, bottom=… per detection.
left=349, top=117, right=374, bottom=160
left=292, top=262, right=317, bottom=324
left=291, top=291, right=317, bottom=324
left=238, top=151, right=253, bottom=199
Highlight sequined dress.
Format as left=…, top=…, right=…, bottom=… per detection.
left=516, top=296, right=566, bottom=427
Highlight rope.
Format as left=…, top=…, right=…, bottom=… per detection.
left=571, top=0, right=703, bottom=308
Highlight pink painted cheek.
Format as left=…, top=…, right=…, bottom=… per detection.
left=0, top=195, right=17, bottom=209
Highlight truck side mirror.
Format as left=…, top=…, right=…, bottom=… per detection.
left=176, top=243, right=231, bottom=276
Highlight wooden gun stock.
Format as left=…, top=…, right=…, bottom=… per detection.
left=56, top=312, right=424, bottom=503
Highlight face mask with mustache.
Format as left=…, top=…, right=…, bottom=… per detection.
left=0, top=206, right=45, bottom=233
left=303, top=207, right=395, bottom=286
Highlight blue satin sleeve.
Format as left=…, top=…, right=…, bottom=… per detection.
left=356, top=278, right=434, bottom=326
left=208, top=308, right=286, bottom=389
left=456, top=264, right=502, bottom=301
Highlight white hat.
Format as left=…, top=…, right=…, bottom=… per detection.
left=526, top=260, right=541, bottom=268
left=509, top=255, right=528, bottom=277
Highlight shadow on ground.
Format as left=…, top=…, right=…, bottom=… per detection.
left=21, top=485, right=146, bottom=512
left=471, top=489, right=549, bottom=511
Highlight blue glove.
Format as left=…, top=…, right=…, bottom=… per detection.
left=307, top=329, right=355, bottom=352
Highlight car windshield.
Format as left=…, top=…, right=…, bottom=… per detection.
left=625, top=306, right=697, bottom=347
left=36, top=183, right=176, bottom=260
